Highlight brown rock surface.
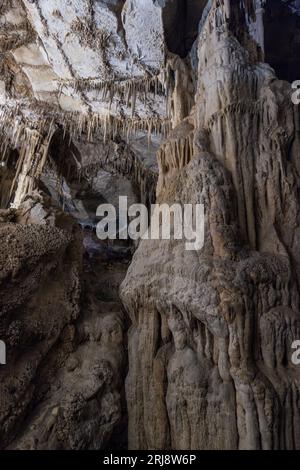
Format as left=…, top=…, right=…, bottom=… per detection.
left=1, top=0, right=300, bottom=451
left=120, top=0, right=300, bottom=450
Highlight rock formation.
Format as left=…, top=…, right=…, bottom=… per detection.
left=1, top=0, right=300, bottom=450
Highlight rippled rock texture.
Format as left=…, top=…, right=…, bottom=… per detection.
left=1, top=0, right=300, bottom=451
left=121, top=0, right=300, bottom=450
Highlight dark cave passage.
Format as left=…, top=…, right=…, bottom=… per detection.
left=161, top=0, right=208, bottom=57
left=264, top=0, right=300, bottom=82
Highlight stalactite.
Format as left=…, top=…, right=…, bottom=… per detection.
left=9, top=123, right=56, bottom=208
left=157, top=132, right=194, bottom=173
left=0, top=103, right=172, bottom=158
left=0, top=105, right=56, bottom=207
left=0, top=102, right=171, bottom=206
left=57, top=73, right=166, bottom=113
left=61, top=110, right=171, bottom=143
left=162, top=55, right=196, bottom=126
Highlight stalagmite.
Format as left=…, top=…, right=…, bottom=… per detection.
left=2, top=0, right=300, bottom=454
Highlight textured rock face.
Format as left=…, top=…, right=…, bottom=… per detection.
left=0, top=209, right=81, bottom=447
left=121, top=1, right=300, bottom=450
left=0, top=203, right=129, bottom=449
left=0, top=0, right=166, bottom=116
left=1, top=0, right=300, bottom=451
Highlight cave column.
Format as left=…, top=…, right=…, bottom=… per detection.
left=255, top=0, right=265, bottom=58
left=11, top=126, right=55, bottom=208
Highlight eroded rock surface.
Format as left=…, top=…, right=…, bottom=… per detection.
left=0, top=201, right=129, bottom=449
left=1, top=0, right=300, bottom=451
left=120, top=0, right=300, bottom=450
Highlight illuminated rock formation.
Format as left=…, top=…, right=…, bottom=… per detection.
left=1, top=0, right=300, bottom=450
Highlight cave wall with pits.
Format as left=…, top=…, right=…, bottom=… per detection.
left=1, top=0, right=300, bottom=450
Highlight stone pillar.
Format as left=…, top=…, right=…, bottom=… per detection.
left=11, top=125, right=55, bottom=208
left=255, top=2, right=265, bottom=58
left=224, top=0, right=230, bottom=19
